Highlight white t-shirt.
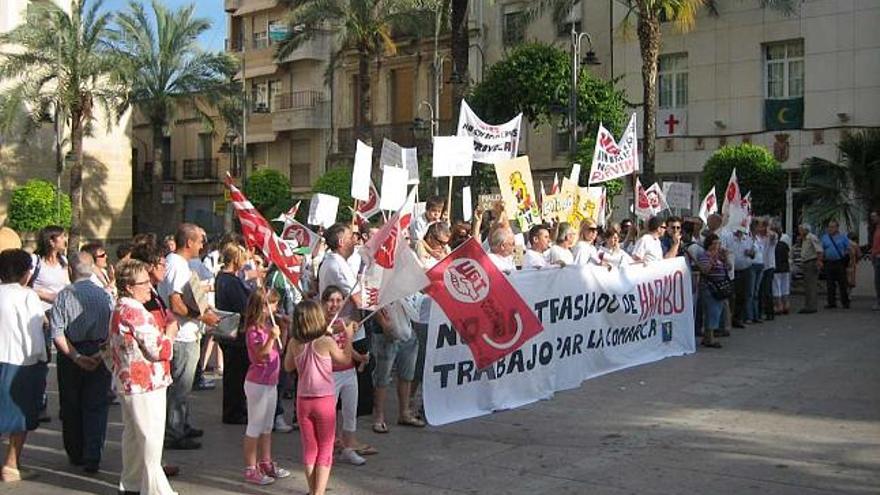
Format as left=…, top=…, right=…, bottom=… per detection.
left=632, top=234, right=664, bottom=262
left=572, top=241, right=600, bottom=266
left=598, top=247, right=634, bottom=268
left=547, top=244, right=574, bottom=266
left=318, top=251, right=364, bottom=341
left=522, top=249, right=549, bottom=270
left=158, top=252, right=202, bottom=343
left=0, top=283, right=47, bottom=365
left=32, top=256, right=70, bottom=312
left=488, top=252, right=516, bottom=273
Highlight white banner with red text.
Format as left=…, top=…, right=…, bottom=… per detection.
left=423, top=257, right=695, bottom=426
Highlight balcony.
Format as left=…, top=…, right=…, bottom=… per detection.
left=271, top=91, right=330, bottom=131
left=224, top=0, right=239, bottom=12
left=336, top=120, right=455, bottom=154
left=278, top=29, right=333, bottom=63
left=182, top=159, right=219, bottom=181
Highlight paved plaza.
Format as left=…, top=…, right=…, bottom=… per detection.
left=3, top=275, right=879, bottom=495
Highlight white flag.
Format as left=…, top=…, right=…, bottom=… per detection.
left=351, top=140, right=373, bottom=201
left=645, top=182, right=669, bottom=215
left=588, top=113, right=639, bottom=184
left=698, top=186, right=718, bottom=223
left=359, top=189, right=429, bottom=310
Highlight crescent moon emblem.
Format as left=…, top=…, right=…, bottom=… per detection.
left=777, top=107, right=790, bottom=124
left=481, top=312, right=523, bottom=350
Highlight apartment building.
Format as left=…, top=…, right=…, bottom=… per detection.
left=477, top=0, right=879, bottom=230
left=225, top=0, right=333, bottom=192
left=0, top=0, right=133, bottom=243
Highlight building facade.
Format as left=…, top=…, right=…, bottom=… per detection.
left=475, top=0, right=880, bottom=232
left=0, top=0, right=133, bottom=243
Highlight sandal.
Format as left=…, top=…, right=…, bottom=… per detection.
left=372, top=422, right=389, bottom=434
left=355, top=444, right=378, bottom=456
left=397, top=416, right=426, bottom=427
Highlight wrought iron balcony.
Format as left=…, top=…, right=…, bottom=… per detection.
left=182, top=159, right=219, bottom=181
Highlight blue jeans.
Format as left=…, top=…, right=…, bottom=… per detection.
left=57, top=342, right=111, bottom=466
left=166, top=340, right=199, bottom=442
left=747, top=264, right=764, bottom=321
left=701, top=286, right=724, bottom=331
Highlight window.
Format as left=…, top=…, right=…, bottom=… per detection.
left=253, top=30, right=268, bottom=49
left=503, top=11, right=527, bottom=46
left=554, top=126, right=571, bottom=156
left=658, top=53, right=688, bottom=109
left=765, top=40, right=804, bottom=99
left=197, top=133, right=212, bottom=160
left=252, top=82, right=269, bottom=113
left=268, top=80, right=280, bottom=112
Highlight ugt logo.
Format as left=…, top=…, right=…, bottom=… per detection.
left=443, top=258, right=490, bottom=304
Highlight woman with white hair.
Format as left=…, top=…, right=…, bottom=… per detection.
left=797, top=224, right=823, bottom=314
left=547, top=222, right=576, bottom=266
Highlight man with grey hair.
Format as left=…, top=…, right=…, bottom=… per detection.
left=797, top=223, right=823, bottom=314
left=50, top=251, right=114, bottom=473
left=487, top=226, right=516, bottom=274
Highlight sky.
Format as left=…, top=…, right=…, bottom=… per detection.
left=98, top=0, right=227, bottom=52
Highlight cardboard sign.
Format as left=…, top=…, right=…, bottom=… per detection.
left=462, top=186, right=473, bottom=222
left=494, top=156, right=539, bottom=226
left=351, top=140, right=373, bottom=201
left=308, top=193, right=339, bottom=228
left=662, top=181, right=693, bottom=210
left=379, top=166, right=409, bottom=211
left=432, top=136, right=474, bottom=177
left=403, top=147, right=419, bottom=184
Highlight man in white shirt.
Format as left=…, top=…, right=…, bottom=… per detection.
left=486, top=226, right=516, bottom=274
left=159, top=223, right=220, bottom=450
left=729, top=227, right=755, bottom=328
left=632, top=217, right=667, bottom=263
left=522, top=224, right=551, bottom=270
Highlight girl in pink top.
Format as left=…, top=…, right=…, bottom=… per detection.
left=283, top=300, right=350, bottom=495
left=241, top=289, right=290, bottom=485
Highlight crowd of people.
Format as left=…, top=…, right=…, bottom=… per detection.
left=0, top=201, right=878, bottom=494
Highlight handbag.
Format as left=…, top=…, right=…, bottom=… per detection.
left=212, top=309, right=242, bottom=340
left=707, top=274, right=734, bottom=300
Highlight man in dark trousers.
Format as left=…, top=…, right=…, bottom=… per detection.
left=820, top=220, right=851, bottom=309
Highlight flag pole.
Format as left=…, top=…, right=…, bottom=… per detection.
left=266, top=300, right=283, bottom=348
left=446, top=176, right=454, bottom=221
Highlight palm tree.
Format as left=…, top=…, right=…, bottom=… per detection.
left=801, top=129, right=880, bottom=228
left=528, top=0, right=798, bottom=183
left=276, top=0, right=439, bottom=144
left=447, top=0, right=469, bottom=120
left=0, top=0, right=122, bottom=256
left=111, top=0, right=237, bottom=233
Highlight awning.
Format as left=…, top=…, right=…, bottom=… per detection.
left=240, top=64, right=278, bottom=79
left=246, top=133, right=277, bottom=144
left=232, top=0, right=278, bottom=16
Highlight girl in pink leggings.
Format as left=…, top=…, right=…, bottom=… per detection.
left=284, top=300, right=350, bottom=495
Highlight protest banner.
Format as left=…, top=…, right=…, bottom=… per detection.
left=432, top=136, right=474, bottom=177
left=424, top=238, right=544, bottom=369
left=308, top=193, right=339, bottom=228
left=423, top=257, right=695, bottom=425
left=457, top=100, right=522, bottom=164
left=495, top=156, right=540, bottom=229
left=351, top=140, right=373, bottom=201
left=588, top=113, right=639, bottom=185
left=379, top=165, right=408, bottom=211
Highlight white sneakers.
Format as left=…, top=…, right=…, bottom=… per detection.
left=273, top=415, right=293, bottom=433
left=339, top=448, right=366, bottom=466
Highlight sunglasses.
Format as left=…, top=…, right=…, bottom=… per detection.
left=668, top=226, right=682, bottom=230
left=95, top=252, right=107, bottom=258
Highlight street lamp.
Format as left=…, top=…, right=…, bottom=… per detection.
left=414, top=100, right=436, bottom=139
left=570, top=27, right=600, bottom=154
left=447, top=43, right=487, bottom=86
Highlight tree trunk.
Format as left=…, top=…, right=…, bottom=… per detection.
left=357, top=48, right=371, bottom=144
left=450, top=0, right=470, bottom=123
left=637, top=13, right=661, bottom=184
left=151, top=123, right=165, bottom=234
left=67, top=111, right=84, bottom=258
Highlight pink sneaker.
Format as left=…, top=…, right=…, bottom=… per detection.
left=244, top=466, right=274, bottom=485
left=259, top=461, right=291, bottom=479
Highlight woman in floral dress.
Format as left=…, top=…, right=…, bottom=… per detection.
left=108, top=260, right=177, bottom=495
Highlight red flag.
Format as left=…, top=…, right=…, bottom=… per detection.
left=356, top=182, right=381, bottom=221
left=225, top=178, right=302, bottom=285
left=424, top=238, right=544, bottom=369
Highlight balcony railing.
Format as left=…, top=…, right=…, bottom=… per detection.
left=182, top=159, right=219, bottom=181
left=336, top=120, right=455, bottom=153
left=275, top=90, right=326, bottom=111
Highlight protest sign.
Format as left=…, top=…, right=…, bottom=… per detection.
left=478, top=194, right=502, bottom=211
left=575, top=186, right=606, bottom=226
left=432, top=136, right=474, bottom=177
left=569, top=163, right=581, bottom=185
left=379, top=166, right=409, bottom=211
left=351, top=140, right=373, bottom=201
left=495, top=156, right=540, bottom=229
left=423, top=258, right=695, bottom=425
left=588, top=113, right=639, bottom=184
left=308, top=193, right=339, bottom=228
left=403, top=147, right=419, bottom=184
left=380, top=138, right=404, bottom=169
left=457, top=100, right=522, bottom=164
left=462, top=186, right=473, bottom=222
left=662, top=181, right=692, bottom=210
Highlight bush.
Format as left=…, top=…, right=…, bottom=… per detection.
left=701, top=144, right=786, bottom=216
left=244, top=168, right=291, bottom=220
left=8, top=179, right=72, bottom=232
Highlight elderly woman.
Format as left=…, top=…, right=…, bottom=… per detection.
left=0, top=249, right=47, bottom=482
left=572, top=219, right=600, bottom=265
left=598, top=224, right=634, bottom=269
left=109, top=259, right=177, bottom=495
left=697, top=234, right=732, bottom=348
left=215, top=243, right=252, bottom=424
left=547, top=222, right=576, bottom=266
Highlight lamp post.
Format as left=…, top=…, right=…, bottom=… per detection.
left=570, top=27, right=600, bottom=154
